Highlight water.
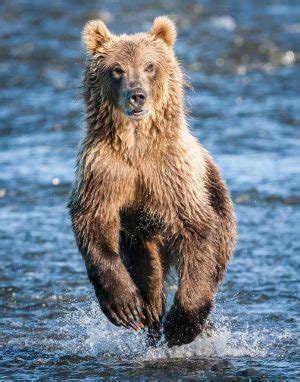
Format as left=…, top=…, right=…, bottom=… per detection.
left=0, top=0, right=299, bottom=380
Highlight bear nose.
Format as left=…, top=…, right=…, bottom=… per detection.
left=128, top=88, right=147, bottom=109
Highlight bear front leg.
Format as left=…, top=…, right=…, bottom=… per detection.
left=71, top=211, right=145, bottom=331
left=164, top=227, right=217, bottom=346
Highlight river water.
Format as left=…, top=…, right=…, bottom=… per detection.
left=0, top=0, right=299, bottom=380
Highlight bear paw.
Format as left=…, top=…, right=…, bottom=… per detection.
left=163, top=302, right=212, bottom=347
left=143, top=302, right=164, bottom=329
left=141, top=299, right=165, bottom=347
left=96, top=285, right=145, bottom=331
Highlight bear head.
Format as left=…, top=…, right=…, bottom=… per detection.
left=82, top=16, right=181, bottom=123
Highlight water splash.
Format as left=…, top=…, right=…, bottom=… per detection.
left=59, top=298, right=289, bottom=361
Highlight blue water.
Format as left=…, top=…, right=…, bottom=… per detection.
left=0, top=0, right=299, bottom=380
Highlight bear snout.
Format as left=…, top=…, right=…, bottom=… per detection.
left=127, top=87, right=147, bottom=109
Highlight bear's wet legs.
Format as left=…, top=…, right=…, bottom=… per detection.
left=69, top=211, right=145, bottom=330
left=121, top=234, right=166, bottom=343
left=163, top=228, right=217, bottom=346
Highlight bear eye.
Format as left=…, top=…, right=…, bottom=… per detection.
left=112, top=66, right=124, bottom=78
left=145, top=62, right=154, bottom=73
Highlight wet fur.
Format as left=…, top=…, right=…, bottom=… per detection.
left=68, top=16, right=236, bottom=346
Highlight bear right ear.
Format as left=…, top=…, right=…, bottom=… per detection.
left=151, top=16, right=177, bottom=47
left=82, top=20, right=112, bottom=55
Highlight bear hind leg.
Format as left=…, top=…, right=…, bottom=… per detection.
left=120, top=233, right=167, bottom=345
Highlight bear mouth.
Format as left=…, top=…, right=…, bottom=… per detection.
left=126, top=109, right=149, bottom=120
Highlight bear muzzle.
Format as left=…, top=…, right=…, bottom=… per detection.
left=124, top=87, right=149, bottom=120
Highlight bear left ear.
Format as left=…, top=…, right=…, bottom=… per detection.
left=82, top=20, right=113, bottom=55
left=150, top=16, right=177, bottom=47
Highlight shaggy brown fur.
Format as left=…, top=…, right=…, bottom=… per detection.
left=68, top=16, right=236, bottom=347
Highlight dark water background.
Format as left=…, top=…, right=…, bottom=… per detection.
left=0, top=0, right=299, bottom=380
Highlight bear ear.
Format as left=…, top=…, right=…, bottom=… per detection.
left=82, top=20, right=112, bottom=54
left=150, top=16, right=177, bottom=47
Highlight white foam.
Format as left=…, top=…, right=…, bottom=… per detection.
left=59, top=299, right=288, bottom=361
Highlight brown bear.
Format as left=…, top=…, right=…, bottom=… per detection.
left=68, top=16, right=236, bottom=347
